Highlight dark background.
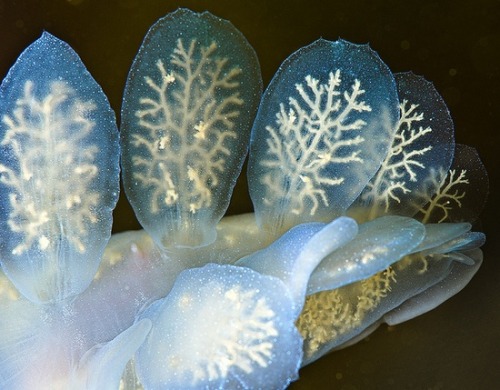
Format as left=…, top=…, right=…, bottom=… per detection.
left=0, top=0, right=498, bottom=388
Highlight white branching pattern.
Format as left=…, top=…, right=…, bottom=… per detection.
left=132, top=38, right=243, bottom=214
left=261, top=70, right=369, bottom=216
left=174, top=285, right=277, bottom=383
left=0, top=80, right=99, bottom=255
left=361, top=99, right=432, bottom=217
left=418, top=168, right=469, bottom=223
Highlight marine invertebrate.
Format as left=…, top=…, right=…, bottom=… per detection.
left=121, top=10, right=261, bottom=249
left=0, top=32, right=120, bottom=304
left=0, top=8, right=488, bottom=389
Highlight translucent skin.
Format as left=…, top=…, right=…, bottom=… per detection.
left=0, top=8, right=488, bottom=390
left=0, top=212, right=485, bottom=388
left=120, top=9, right=262, bottom=249
left=0, top=33, right=120, bottom=304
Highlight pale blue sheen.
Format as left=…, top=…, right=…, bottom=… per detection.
left=80, top=320, right=152, bottom=390
left=411, top=222, right=472, bottom=252
left=0, top=296, right=151, bottom=389
left=0, top=32, right=120, bottom=303
left=0, top=299, right=41, bottom=388
left=429, top=231, right=486, bottom=255
left=0, top=9, right=489, bottom=390
left=121, top=9, right=262, bottom=249
left=248, top=39, right=400, bottom=235
left=307, top=216, right=425, bottom=295
left=136, top=264, right=302, bottom=390
left=237, top=216, right=358, bottom=316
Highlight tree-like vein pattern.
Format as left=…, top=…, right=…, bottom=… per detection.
left=0, top=80, right=99, bottom=255
left=360, top=99, right=433, bottom=219
left=261, top=70, right=370, bottom=216
left=132, top=38, right=243, bottom=214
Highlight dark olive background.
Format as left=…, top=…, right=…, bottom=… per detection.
left=0, top=0, right=498, bottom=388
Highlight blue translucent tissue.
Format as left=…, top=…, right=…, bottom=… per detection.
left=121, top=9, right=262, bottom=249
left=411, top=222, right=472, bottom=252
left=0, top=9, right=489, bottom=390
left=0, top=32, right=120, bottom=303
left=136, top=263, right=302, bottom=390
left=0, top=296, right=151, bottom=389
left=237, top=216, right=358, bottom=316
left=248, top=39, right=400, bottom=234
left=307, top=216, right=425, bottom=294
left=354, top=72, right=455, bottom=220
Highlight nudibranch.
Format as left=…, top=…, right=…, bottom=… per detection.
left=0, top=8, right=488, bottom=390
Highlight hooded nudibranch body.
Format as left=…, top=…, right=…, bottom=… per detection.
left=0, top=8, right=488, bottom=390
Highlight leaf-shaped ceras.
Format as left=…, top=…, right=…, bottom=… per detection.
left=248, top=39, right=400, bottom=234
left=121, top=9, right=262, bottom=249
left=353, top=72, right=455, bottom=221
left=0, top=32, right=120, bottom=303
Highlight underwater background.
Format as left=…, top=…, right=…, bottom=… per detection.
left=0, top=0, right=498, bottom=388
